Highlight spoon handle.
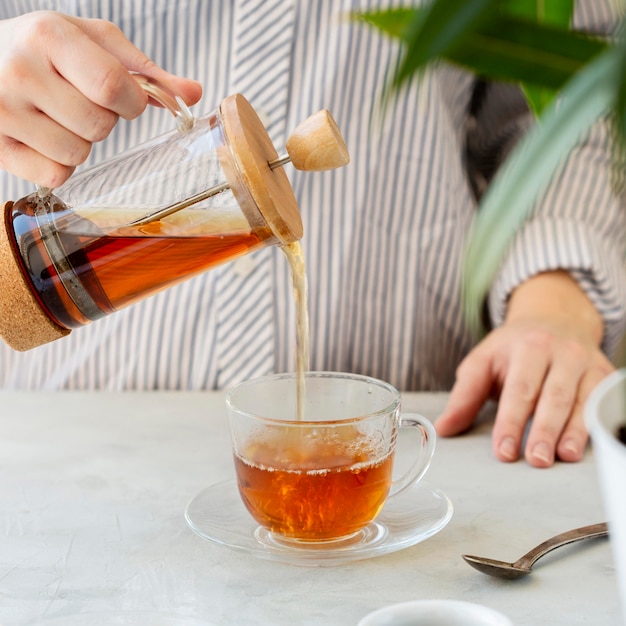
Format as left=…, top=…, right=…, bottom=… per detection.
left=516, top=522, right=609, bottom=569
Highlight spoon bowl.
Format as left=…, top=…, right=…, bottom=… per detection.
left=463, top=522, right=609, bottom=579
left=462, top=555, right=532, bottom=580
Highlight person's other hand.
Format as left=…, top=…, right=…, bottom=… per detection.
left=0, top=11, right=202, bottom=188
left=435, top=270, right=614, bottom=467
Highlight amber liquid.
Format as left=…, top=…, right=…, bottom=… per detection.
left=234, top=433, right=393, bottom=541
left=10, top=201, right=266, bottom=329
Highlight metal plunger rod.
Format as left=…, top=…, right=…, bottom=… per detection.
left=129, top=108, right=349, bottom=227
left=128, top=155, right=292, bottom=226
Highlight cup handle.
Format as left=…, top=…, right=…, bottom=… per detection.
left=132, top=74, right=195, bottom=133
left=388, top=413, right=437, bottom=498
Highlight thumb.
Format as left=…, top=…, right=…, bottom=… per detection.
left=139, top=69, right=203, bottom=108
left=65, top=15, right=203, bottom=106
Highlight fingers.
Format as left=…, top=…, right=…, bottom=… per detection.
left=2, top=13, right=147, bottom=119
left=0, top=138, right=75, bottom=190
left=0, top=57, right=96, bottom=185
left=63, top=15, right=203, bottom=108
left=493, top=331, right=613, bottom=468
left=491, top=329, right=552, bottom=464
left=439, top=318, right=613, bottom=469
left=549, top=358, right=613, bottom=463
left=36, top=15, right=152, bottom=120
left=0, top=11, right=202, bottom=187
left=518, top=338, right=585, bottom=467
left=435, top=348, right=494, bottom=436
left=0, top=66, right=118, bottom=157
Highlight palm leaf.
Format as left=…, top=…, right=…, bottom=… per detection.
left=393, top=0, right=496, bottom=87
left=446, top=18, right=606, bottom=88
left=501, top=0, right=574, bottom=25
left=355, top=7, right=419, bottom=42
left=502, top=0, right=575, bottom=114
left=359, top=5, right=606, bottom=93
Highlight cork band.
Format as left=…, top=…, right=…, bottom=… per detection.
left=0, top=201, right=70, bottom=351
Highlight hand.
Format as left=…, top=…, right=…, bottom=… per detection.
left=0, top=11, right=202, bottom=188
left=435, top=270, right=614, bottom=467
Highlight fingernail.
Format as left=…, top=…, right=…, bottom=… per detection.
left=499, top=436, right=518, bottom=461
left=531, top=442, right=553, bottom=465
left=560, top=438, right=580, bottom=458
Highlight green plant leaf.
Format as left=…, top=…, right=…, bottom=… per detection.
left=355, top=8, right=419, bottom=43
left=394, top=0, right=496, bottom=87
left=521, top=84, right=557, bottom=117
left=614, top=35, right=626, bottom=141
left=445, top=18, right=607, bottom=90
left=501, top=0, right=574, bottom=25
left=501, top=0, right=575, bottom=112
left=462, top=47, right=621, bottom=333
left=358, top=4, right=604, bottom=93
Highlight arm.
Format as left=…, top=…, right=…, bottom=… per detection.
left=0, top=11, right=202, bottom=188
left=436, top=114, right=626, bottom=467
left=436, top=103, right=626, bottom=467
left=435, top=0, right=626, bottom=467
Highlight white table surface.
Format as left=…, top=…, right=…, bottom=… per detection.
left=0, top=390, right=621, bottom=626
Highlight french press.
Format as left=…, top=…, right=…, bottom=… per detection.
left=0, top=76, right=349, bottom=351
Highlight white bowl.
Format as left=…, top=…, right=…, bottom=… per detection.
left=358, top=599, right=513, bottom=626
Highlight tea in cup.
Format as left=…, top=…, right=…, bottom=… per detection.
left=226, top=371, right=436, bottom=544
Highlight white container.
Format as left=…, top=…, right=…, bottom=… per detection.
left=358, top=599, right=513, bottom=626
left=585, top=368, right=626, bottom=624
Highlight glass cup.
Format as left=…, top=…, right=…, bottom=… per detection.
left=226, top=371, right=436, bottom=544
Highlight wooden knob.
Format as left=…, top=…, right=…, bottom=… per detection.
left=285, top=110, right=349, bottom=171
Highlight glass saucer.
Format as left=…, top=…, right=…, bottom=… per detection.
left=184, top=480, right=453, bottom=566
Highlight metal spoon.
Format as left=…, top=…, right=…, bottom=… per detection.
left=462, top=521, right=609, bottom=579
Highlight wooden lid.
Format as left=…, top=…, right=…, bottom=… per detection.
left=0, top=202, right=70, bottom=351
left=219, top=94, right=303, bottom=245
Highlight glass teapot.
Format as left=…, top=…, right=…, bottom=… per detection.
left=0, top=76, right=349, bottom=351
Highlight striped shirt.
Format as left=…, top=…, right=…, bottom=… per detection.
left=0, top=0, right=624, bottom=391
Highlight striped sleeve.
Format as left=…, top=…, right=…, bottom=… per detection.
left=487, top=119, right=626, bottom=356
left=485, top=0, right=626, bottom=357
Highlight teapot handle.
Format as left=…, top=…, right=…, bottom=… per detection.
left=133, top=74, right=195, bottom=133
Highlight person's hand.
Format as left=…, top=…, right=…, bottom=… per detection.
left=435, top=270, right=614, bottom=467
left=0, top=11, right=202, bottom=188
